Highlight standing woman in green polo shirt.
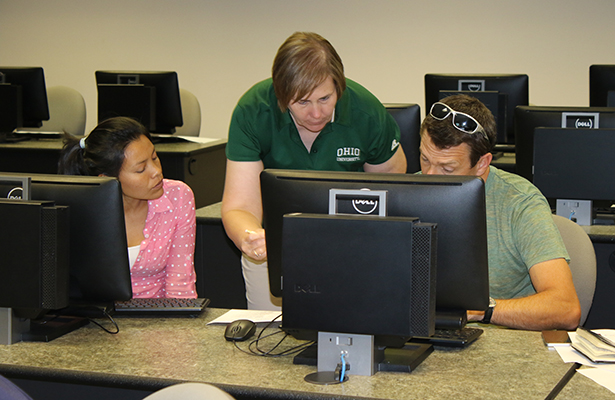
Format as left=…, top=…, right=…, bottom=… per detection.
left=222, top=31, right=407, bottom=310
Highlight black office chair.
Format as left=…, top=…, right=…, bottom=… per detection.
left=384, top=103, right=421, bottom=173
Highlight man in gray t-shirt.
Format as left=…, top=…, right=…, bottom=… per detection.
left=419, top=95, right=580, bottom=331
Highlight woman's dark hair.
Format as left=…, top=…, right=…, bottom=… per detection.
left=58, top=117, right=152, bottom=177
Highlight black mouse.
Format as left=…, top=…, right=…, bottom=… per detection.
left=224, top=319, right=257, bottom=341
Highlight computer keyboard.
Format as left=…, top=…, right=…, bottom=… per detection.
left=113, top=297, right=210, bottom=317
left=410, top=327, right=484, bottom=347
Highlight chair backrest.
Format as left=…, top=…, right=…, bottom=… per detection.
left=384, top=103, right=421, bottom=173
left=552, top=214, right=597, bottom=326
left=175, top=88, right=201, bottom=137
left=143, top=383, right=235, bottom=400
left=34, top=85, right=86, bottom=136
left=0, top=375, right=33, bottom=400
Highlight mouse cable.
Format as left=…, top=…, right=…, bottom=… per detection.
left=252, top=313, right=314, bottom=357
left=87, top=308, right=120, bottom=335
left=232, top=313, right=314, bottom=357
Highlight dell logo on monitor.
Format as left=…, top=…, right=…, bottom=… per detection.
left=575, top=118, right=593, bottom=129
left=352, top=199, right=379, bottom=215
left=458, top=79, right=485, bottom=92
left=562, top=112, right=600, bottom=129
left=6, top=186, right=23, bottom=200
left=294, top=284, right=321, bottom=294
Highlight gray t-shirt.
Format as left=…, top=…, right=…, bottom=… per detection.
left=485, top=166, right=569, bottom=299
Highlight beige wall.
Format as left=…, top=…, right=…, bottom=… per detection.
left=2, top=0, right=615, bottom=139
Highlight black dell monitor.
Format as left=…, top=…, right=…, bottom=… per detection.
left=589, top=65, right=615, bottom=107
left=0, top=173, right=132, bottom=341
left=533, top=127, right=615, bottom=225
left=0, top=67, right=50, bottom=141
left=261, top=170, right=488, bottom=375
left=96, top=70, right=183, bottom=134
left=384, top=103, right=421, bottom=173
left=514, top=105, right=615, bottom=182
left=424, top=74, right=529, bottom=145
left=261, top=170, right=489, bottom=319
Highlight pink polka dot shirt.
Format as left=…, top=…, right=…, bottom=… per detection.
left=130, top=179, right=197, bottom=298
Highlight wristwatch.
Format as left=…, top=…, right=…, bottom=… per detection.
left=480, top=297, right=496, bottom=324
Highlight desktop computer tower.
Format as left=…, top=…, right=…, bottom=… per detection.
left=281, top=213, right=437, bottom=339
left=0, top=200, right=70, bottom=314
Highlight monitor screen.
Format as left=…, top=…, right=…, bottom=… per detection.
left=424, top=74, right=528, bottom=145
left=590, top=65, right=615, bottom=107
left=96, top=70, right=183, bottom=134
left=261, top=170, right=489, bottom=315
left=384, top=103, right=421, bottom=173
left=514, top=106, right=615, bottom=182
left=0, top=66, right=50, bottom=135
left=0, top=173, right=132, bottom=303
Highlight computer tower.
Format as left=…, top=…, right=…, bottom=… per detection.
left=0, top=199, right=70, bottom=313
left=281, top=213, right=437, bottom=339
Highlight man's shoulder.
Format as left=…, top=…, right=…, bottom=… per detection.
left=488, top=166, right=542, bottom=197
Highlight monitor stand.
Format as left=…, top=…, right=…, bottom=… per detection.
left=0, top=131, right=31, bottom=143
left=1, top=307, right=88, bottom=344
left=294, top=332, right=433, bottom=384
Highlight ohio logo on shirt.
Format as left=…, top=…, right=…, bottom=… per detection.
left=336, top=147, right=361, bottom=162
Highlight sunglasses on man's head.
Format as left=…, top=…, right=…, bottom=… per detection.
left=429, top=102, right=488, bottom=140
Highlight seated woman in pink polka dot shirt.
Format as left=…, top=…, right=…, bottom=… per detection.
left=58, top=117, right=197, bottom=298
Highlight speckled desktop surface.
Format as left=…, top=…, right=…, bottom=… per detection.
left=0, top=308, right=612, bottom=399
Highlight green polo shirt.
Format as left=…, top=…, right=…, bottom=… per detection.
left=226, top=78, right=400, bottom=171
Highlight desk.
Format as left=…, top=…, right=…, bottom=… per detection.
left=0, top=138, right=227, bottom=209
left=0, top=309, right=612, bottom=400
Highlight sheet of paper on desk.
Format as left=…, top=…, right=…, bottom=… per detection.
left=555, top=330, right=615, bottom=394
left=177, top=136, right=220, bottom=144
left=555, top=345, right=615, bottom=371
left=207, top=309, right=282, bottom=325
left=578, top=368, right=615, bottom=394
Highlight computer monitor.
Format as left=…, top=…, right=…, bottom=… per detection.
left=0, top=173, right=132, bottom=303
left=261, top=170, right=489, bottom=317
left=533, top=127, right=615, bottom=225
left=261, top=170, right=488, bottom=375
left=590, top=65, right=615, bottom=107
left=384, top=103, right=421, bottom=173
left=0, top=67, right=50, bottom=140
left=514, top=105, right=615, bottom=182
left=95, top=70, right=183, bottom=134
left=424, top=74, right=529, bottom=145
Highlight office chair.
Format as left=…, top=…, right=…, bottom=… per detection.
left=30, top=85, right=86, bottom=136
left=552, top=215, right=597, bottom=326
left=174, top=88, right=201, bottom=137
left=0, top=375, right=33, bottom=400
left=142, top=383, right=235, bottom=400
left=384, top=103, right=421, bottom=173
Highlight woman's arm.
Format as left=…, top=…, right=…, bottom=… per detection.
left=221, top=159, right=267, bottom=260
left=164, top=182, right=198, bottom=298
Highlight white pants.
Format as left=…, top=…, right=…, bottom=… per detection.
left=241, top=255, right=282, bottom=311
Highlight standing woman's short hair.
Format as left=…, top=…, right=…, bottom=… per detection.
left=272, top=32, right=346, bottom=112
left=58, top=117, right=152, bottom=177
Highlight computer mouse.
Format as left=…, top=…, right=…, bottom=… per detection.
left=224, top=319, right=257, bottom=341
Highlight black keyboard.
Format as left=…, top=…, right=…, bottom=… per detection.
left=113, top=297, right=210, bottom=317
left=410, top=327, right=484, bottom=347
